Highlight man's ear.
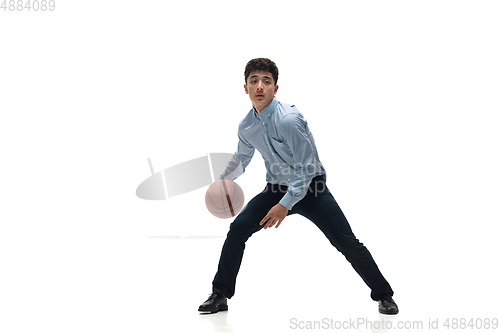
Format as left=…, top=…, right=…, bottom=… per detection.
left=274, top=84, right=279, bottom=95
left=244, top=84, right=249, bottom=94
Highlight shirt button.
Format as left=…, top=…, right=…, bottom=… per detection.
left=288, top=179, right=290, bottom=181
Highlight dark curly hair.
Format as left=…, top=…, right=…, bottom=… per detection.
left=244, top=58, right=279, bottom=85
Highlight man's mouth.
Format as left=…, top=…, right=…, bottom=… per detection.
left=256, top=94, right=264, bottom=98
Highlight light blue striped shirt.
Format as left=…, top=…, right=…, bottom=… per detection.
left=220, top=97, right=326, bottom=210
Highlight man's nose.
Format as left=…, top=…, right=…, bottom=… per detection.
left=257, top=81, right=263, bottom=90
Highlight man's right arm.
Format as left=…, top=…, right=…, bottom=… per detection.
left=219, top=131, right=255, bottom=181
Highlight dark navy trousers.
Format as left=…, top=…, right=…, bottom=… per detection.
left=212, top=174, right=394, bottom=301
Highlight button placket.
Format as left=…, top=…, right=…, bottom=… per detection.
left=261, top=121, right=275, bottom=161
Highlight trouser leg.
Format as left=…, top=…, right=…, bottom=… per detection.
left=212, top=183, right=287, bottom=298
left=292, top=175, right=394, bottom=300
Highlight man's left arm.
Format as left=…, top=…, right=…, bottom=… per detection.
left=278, top=113, right=319, bottom=210
left=259, top=113, right=319, bottom=229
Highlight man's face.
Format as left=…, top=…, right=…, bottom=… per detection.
left=244, top=70, right=279, bottom=112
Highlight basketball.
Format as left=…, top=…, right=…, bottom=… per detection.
left=205, top=179, right=245, bottom=219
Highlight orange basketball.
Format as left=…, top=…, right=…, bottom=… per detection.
left=205, top=179, right=245, bottom=219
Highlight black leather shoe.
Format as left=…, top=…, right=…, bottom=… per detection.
left=198, top=293, right=228, bottom=313
left=378, top=295, right=399, bottom=315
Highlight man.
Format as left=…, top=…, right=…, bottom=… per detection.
left=198, top=58, right=398, bottom=315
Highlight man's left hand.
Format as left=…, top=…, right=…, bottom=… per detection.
left=259, top=203, right=289, bottom=229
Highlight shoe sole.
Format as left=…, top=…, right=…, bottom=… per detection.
left=379, top=309, right=399, bottom=315
left=198, top=305, right=228, bottom=314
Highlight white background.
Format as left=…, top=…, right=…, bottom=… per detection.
left=1, top=1, right=499, bottom=332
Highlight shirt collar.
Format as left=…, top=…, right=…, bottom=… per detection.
left=253, top=97, right=278, bottom=119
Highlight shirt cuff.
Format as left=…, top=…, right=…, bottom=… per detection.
left=279, top=192, right=298, bottom=211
